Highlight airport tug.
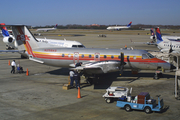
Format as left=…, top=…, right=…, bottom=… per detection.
left=116, top=92, right=164, bottom=114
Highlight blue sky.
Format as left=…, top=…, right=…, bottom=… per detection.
left=1, top=0, right=180, bottom=26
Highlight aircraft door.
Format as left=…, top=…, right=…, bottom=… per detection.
left=73, top=52, right=79, bottom=65
left=94, top=52, right=100, bottom=61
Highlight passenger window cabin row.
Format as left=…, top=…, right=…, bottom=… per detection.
left=60, top=54, right=139, bottom=60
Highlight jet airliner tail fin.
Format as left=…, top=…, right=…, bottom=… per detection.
left=54, top=24, right=58, bottom=28
left=0, top=23, right=10, bottom=37
left=150, top=28, right=155, bottom=37
left=155, top=27, right=163, bottom=43
left=127, top=22, right=132, bottom=27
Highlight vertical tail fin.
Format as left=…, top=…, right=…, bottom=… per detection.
left=155, top=27, right=163, bottom=42
left=127, top=22, right=132, bottom=27
left=150, top=28, right=155, bottom=37
left=12, top=25, right=39, bottom=55
left=54, top=24, right=58, bottom=28
left=0, top=23, right=10, bottom=37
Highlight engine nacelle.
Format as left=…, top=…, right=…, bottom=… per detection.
left=83, top=60, right=121, bottom=75
left=150, top=36, right=156, bottom=40
left=3, top=35, right=15, bottom=44
left=160, top=49, right=170, bottom=53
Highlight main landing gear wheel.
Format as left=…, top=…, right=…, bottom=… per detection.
left=86, top=78, right=93, bottom=85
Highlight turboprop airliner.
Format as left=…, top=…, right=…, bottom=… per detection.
left=107, top=21, right=132, bottom=31
left=1, top=24, right=175, bottom=83
left=36, top=24, right=58, bottom=32
left=0, top=23, right=85, bottom=58
left=155, top=27, right=180, bottom=53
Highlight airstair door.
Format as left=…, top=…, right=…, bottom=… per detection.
left=73, top=52, right=79, bottom=65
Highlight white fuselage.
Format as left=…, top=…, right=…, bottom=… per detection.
left=107, top=26, right=129, bottom=30
left=157, top=40, right=180, bottom=53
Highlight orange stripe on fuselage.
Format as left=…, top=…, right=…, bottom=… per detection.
left=32, top=51, right=166, bottom=63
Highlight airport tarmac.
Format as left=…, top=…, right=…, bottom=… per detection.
left=0, top=30, right=180, bottom=120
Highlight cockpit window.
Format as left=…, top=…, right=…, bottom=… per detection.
left=78, top=45, right=85, bottom=48
left=72, top=45, right=85, bottom=48
left=147, top=53, right=154, bottom=58
left=142, top=53, right=154, bottom=59
left=72, top=45, right=77, bottom=48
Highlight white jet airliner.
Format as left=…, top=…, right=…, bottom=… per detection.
left=107, top=21, right=132, bottom=31
left=36, top=24, right=58, bottom=32
left=0, top=23, right=85, bottom=50
left=156, top=27, right=180, bottom=53
left=0, top=23, right=85, bottom=58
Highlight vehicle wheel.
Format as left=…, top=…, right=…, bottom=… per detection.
left=125, top=105, right=131, bottom=112
left=106, top=98, right=112, bottom=103
left=144, top=107, right=152, bottom=114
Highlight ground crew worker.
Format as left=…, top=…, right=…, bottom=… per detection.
left=73, top=70, right=80, bottom=89
left=69, top=70, right=75, bottom=88
left=11, top=60, right=16, bottom=74
left=75, top=62, right=82, bottom=67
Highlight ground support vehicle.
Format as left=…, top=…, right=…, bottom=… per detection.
left=116, top=92, right=164, bottom=114
left=102, top=87, right=130, bottom=103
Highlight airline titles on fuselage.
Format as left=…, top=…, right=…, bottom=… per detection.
left=44, top=49, right=57, bottom=52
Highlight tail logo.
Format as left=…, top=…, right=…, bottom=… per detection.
left=16, top=35, right=30, bottom=41
left=155, top=28, right=163, bottom=41
left=0, top=23, right=9, bottom=37
left=150, top=28, right=154, bottom=36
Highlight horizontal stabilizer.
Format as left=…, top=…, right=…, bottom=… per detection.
left=29, top=57, right=44, bottom=64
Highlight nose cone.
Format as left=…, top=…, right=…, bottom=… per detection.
left=171, top=64, right=176, bottom=70
left=158, top=62, right=176, bottom=70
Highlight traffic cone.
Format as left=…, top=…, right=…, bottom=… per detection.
left=77, top=87, right=81, bottom=98
left=8, top=60, right=10, bottom=66
left=26, top=68, right=29, bottom=76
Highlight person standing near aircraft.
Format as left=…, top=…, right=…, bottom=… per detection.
left=73, top=70, right=81, bottom=89
left=69, top=70, right=75, bottom=88
left=75, top=62, right=82, bottom=67
left=11, top=60, right=16, bottom=74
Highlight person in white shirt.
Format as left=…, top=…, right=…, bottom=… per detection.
left=11, top=60, right=16, bottom=74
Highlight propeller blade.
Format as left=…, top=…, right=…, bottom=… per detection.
left=120, top=52, right=125, bottom=75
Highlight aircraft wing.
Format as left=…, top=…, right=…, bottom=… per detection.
left=131, top=39, right=156, bottom=45
left=0, top=50, right=19, bottom=53
left=71, top=65, right=104, bottom=74
left=70, top=53, right=125, bottom=75
left=70, top=60, right=124, bottom=75
left=132, top=42, right=156, bottom=45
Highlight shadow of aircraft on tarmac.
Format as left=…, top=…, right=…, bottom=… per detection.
left=46, top=68, right=175, bottom=89
left=46, top=68, right=69, bottom=76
